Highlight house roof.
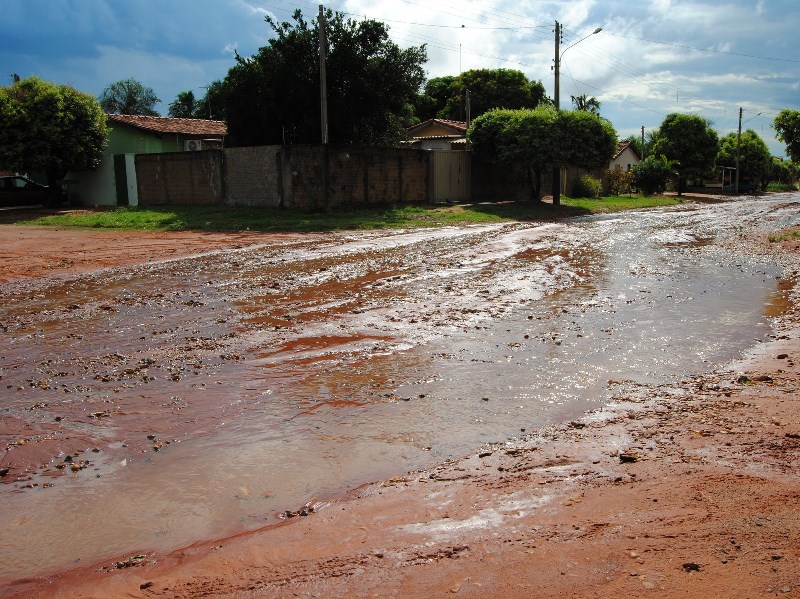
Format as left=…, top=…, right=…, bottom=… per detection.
left=406, top=118, right=468, bottom=137
left=106, top=114, right=227, bottom=137
left=614, top=140, right=642, bottom=161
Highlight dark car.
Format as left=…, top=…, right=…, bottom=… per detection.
left=723, top=178, right=756, bottom=194
left=0, top=175, right=54, bottom=207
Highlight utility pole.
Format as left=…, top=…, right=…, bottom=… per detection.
left=641, top=126, right=646, bottom=160
left=552, top=21, right=561, bottom=206
left=465, top=88, right=471, bottom=151
left=318, top=4, right=329, bottom=144
left=735, top=106, right=742, bottom=195
left=551, top=22, right=601, bottom=205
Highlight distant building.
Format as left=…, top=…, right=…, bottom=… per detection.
left=609, top=140, right=642, bottom=172
left=404, top=119, right=467, bottom=151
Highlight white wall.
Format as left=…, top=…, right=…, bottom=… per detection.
left=65, top=154, right=138, bottom=207
left=66, top=156, right=116, bottom=207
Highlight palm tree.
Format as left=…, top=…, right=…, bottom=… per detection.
left=168, top=91, right=198, bottom=118
left=571, top=94, right=601, bottom=115
left=99, top=78, right=161, bottom=116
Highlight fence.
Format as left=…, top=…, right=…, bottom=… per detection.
left=136, top=151, right=223, bottom=206
left=133, top=145, right=531, bottom=208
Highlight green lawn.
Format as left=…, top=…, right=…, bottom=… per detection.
left=8, top=196, right=682, bottom=233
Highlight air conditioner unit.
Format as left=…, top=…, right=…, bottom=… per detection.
left=184, top=139, right=202, bottom=151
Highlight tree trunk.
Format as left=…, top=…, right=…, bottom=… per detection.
left=528, top=165, right=542, bottom=202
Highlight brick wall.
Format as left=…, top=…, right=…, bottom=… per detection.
left=136, top=151, right=223, bottom=206
left=133, top=145, right=527, bottom=209
left=282, top=145, right=429, bottom=210
left=224, top=146, right=282, bottom=207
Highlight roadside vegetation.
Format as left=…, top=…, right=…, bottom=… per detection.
left=10, top=196, right=681, bottom=233
left=768, top=229, right=800, bottom=243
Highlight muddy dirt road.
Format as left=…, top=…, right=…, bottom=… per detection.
left=2, top=195, right=800, bottom=597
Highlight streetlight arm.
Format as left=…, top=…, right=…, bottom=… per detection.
left=560, top=27, right=602, bottom=60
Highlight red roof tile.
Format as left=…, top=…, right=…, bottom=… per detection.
left=406, top=118, right=468, bottom=136
left=614, top=140, right=641, bottom=160
left=107, top=114, right=227, bottom=137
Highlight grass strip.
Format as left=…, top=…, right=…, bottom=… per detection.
left=8, top=196, right=681, bottom=233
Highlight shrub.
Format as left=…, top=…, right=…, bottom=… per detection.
left=605, top=168, right=632, bottom=196
left=767, top=182, right=798, bottom=192
left=573, top=174, right=601, bottom=198
left=631, top=156, right=674, bottom=196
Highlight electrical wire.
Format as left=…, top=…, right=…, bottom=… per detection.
left=248, top=0, right=789, bottom=138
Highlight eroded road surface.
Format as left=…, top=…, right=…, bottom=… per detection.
left=1, top=195, right=799, bottom=583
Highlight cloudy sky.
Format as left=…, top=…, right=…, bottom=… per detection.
left=3, top=0, right=798, bottom=156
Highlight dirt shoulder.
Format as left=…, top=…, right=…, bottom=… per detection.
left=0, top=223, right=306, bottom=285
left=3, top=224, right=800, bottom=599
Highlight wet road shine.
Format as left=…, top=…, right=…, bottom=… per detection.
left=1, top=195, right=798, bottom=582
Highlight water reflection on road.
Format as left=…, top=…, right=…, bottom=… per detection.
left=0, top=195, right=798, bottom=582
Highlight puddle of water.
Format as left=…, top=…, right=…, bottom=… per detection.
left=0, top=199, right=796, bottom=582
left=764, top=277, right=796, bottom=318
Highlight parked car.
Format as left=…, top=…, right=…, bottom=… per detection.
left=0, top=175, right=55, bottom=207
left=723, top=178, right=756, bottom=194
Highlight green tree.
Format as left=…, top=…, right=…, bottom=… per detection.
left=559, top=109, right=617, bottom=170
left=435, top=69, right=549, bottom=122
left=168, top=90, right=197, bottom=118
left=196, top=80, right=226, bottom=121
left=631, top=155, right=675, bottom=196
left=0, top=76, right=107, bottom=194
left=773, top=109, right=800, bottom=162
left=469, top=107, right=557, bottom=202
left=716, top=129, right=772, bottom=190
left=769, top=158, right=798, bottom=189
left=571, top=94, right=600, bottom=115
left=413, top=75, right=456, bottom=121
left=650, top=113, right=719, bottom=195
left=468, top=107, right=616, bottom=203
left=99, top=78, right=161, bottom=116
left=223, top=8, right=427, bottom=146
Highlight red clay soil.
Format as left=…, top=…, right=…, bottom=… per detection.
left=2, top=223, right=800, bottom=598
left=0, top=224, right=303, bottom=285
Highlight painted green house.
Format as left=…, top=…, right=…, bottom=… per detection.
left=69, top=115, right=227, bottom=206
left=105, top=114, right=227, bottom=154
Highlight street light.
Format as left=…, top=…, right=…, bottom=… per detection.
left=551, top=22, right=602, bottom=205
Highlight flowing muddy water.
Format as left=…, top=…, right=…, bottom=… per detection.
left=1, top=195, right=799, bottom=582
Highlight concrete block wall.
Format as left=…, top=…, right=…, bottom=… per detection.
left=224, top=146, right=282, bottom=207
left=133, top=144, right=525, bottom=209
left=136, top=151, right=223, bottom=206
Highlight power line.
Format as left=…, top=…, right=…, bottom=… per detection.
left=603, top=31, right=800, bottom=64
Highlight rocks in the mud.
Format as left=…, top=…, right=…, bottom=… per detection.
left=618, top=451, right=639, bottom=463
left=737, top=374, right=773, bottom=385
left=284, top=504, right=315, bottom=518
left=146, top=434, right=171, bottom=452
left=112, top=554, right=146, bottom=569
left=681, top=562, right=701, bottom=572
left=55, top=455, right=92, bottom=472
